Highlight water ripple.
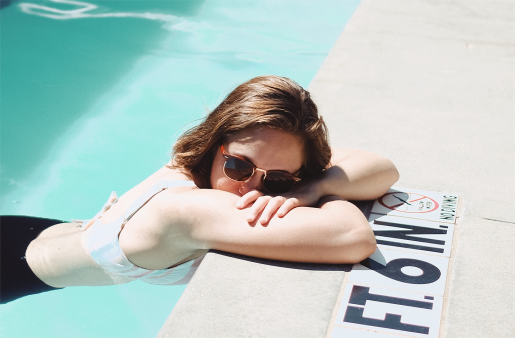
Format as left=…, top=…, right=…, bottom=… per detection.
left=19, top=0, right=182, bottom=28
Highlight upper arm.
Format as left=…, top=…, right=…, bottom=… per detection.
left=163, top=189, right=376, bottom=264
left=327, top=147, right=400, bottom=199
left=330, top=147, right=398, bottom=177
left=329, top=147, right=356, bottom=166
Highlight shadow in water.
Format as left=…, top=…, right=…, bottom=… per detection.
left=1, top=0, right=19, bottom=10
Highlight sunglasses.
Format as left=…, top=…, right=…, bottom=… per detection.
left=220, top=144, right=301, bottom=193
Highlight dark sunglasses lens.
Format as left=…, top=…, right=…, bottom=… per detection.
left=263, top=172, right=295, bottom=193
left=224, top=157, right=254, bottom=181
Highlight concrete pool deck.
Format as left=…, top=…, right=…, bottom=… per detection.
left=158, top=0, right=514, bottom=336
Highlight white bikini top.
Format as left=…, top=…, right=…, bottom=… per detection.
left=80, top=180, right=203, bottom=285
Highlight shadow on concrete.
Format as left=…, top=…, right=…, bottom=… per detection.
left=349, top=199, right=374, bottom=218
left=209, top=250, right=354, bottom=272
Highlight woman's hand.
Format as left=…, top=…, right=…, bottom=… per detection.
left=236, top=179, right=325, bottom=225
left=236, top=190, right=287, bottom=225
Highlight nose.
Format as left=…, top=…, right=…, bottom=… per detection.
left=240, top=169, right=266, bottom=194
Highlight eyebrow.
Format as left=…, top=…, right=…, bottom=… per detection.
left=230, top=151, right=257, bottom=167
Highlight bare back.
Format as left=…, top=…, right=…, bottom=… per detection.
left=26, top=165, right=202, bottom=287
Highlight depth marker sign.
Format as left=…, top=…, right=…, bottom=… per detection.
left=330, top=188, right=459, bottom=338
left=371, top=187, right=459, bottom=223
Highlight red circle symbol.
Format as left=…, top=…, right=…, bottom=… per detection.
left=378, top=192, right=439, bottom=213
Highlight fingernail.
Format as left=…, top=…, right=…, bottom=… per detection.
left=236, top=202, right=242, bottom=208
left=247, top=214, right=254, bottom=221
left=261, top=217, right=268, bottom=223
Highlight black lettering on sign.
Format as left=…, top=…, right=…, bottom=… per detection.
left=348, top=285, right=433, bottom=309
left=375, top=240, right=444, bottom=253
left=360, top=258, right=441, bottom=284
left=440, top=213, right=454, bottom=220
left=373, top=220, right=447, bottom=253
left=344, top=285, right=432, bottom=334
left=440, top=195, right=457, bottom=220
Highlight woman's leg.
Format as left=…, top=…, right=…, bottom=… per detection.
left=0, top=216, right=65, bottom=304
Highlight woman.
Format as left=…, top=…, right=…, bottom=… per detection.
left=1, top=75, right=399, bottom=304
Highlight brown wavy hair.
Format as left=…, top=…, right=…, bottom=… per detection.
left=171, top=75, right=331, bottom=188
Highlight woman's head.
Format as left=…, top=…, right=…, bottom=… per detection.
left=172, top=75, right=331, bottom=189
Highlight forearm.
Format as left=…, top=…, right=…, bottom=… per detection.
left=173, top=190, right=376, bottom=264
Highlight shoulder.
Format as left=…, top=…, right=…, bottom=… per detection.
left=120, top=186, right=227, bottom=239
left=330, top=147, right=381, bottom=165
left=117, top=186, right=211, bottom=269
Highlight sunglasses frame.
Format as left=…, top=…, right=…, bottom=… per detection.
left=220, top=144, right=301, bottom=193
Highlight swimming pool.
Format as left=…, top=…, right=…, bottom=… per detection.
left=0, top=0, right=360, bottom=336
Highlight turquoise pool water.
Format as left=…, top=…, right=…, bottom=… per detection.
left=0, top=0, right=360, bottom=336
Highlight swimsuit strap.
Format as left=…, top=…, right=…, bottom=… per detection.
left=121, top=180, right=196, bottom=230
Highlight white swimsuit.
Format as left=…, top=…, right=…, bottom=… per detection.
left=80, top=180, right=203, bottom=285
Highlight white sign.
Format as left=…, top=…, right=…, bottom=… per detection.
left=331, top=326, right=396, bottom=337
left=329, top=187, right=460, bottom=337
left=371, top=187, right=459, bottom=224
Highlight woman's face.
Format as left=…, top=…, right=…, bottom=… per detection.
left=210, top=127, right=304, bottom=196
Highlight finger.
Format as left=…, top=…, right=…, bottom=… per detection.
left=277, top=198, right=299, bottom=218
left=246, top=195, right=272, bottom=222
left=236, top=190, right=264, bottom=209
left=259, top=196, right=287, bottom=224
